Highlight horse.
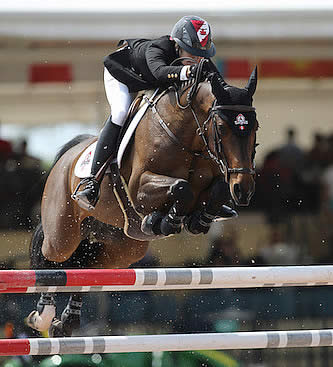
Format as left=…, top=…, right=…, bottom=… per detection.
left=27, top=66, right=259, bottom=337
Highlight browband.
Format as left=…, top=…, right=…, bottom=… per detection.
left=212, top=105, right=256, bottom=112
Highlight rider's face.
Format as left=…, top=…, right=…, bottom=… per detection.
left=179, top=48, right=204, bottom=65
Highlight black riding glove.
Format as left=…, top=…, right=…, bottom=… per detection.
left=188, top=64, right=199, bottom=79
left=188, top=61, right=209, bottom=81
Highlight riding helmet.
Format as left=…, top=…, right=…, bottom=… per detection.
left=171, top=15, right=216, bottom=58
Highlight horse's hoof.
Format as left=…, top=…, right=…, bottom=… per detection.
left=160, top=216, right=182, bottom=236
left=26, top=307, right=55, bottom=332
left=213, top=205, right=238, bottom=221
left=184, top=211, right=210, bottom=235
left=49, top=318, right=71, bottom=337
left=141, top=212, right=164, bottom=236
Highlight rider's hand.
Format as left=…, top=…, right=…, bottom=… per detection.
left=187, top=61, right=209, bottom=81
left=187, top=64, right=200, bottom=79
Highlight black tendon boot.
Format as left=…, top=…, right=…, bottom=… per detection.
left=72, top=118, right=121, bottom=210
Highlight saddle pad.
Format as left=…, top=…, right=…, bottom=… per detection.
left=74, top=99, right=150, bottom=178
left=74, top=141, right=97, bottom=178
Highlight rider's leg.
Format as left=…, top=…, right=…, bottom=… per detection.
left=73, top=68, right=133, bottom=210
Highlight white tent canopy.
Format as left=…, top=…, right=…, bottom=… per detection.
left=1, top=0, right=333, bottom=40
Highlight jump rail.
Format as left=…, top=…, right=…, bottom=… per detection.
left=1, top=265, right=333, bottom=293
left=1, top=329, right=333, bottom=356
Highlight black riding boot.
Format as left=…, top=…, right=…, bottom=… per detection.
left=73, top=117, right=121, bottom=211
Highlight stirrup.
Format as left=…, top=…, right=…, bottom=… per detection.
left=71, top=177, right=100, bottom=211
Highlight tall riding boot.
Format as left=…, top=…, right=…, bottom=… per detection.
left=73, top=117, right=121, bottom=211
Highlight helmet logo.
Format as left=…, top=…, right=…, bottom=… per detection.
left=191, top=20, right=209, bottom=47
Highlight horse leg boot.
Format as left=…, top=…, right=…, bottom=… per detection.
left=49, top=294, right=82, bottom=337
left=159, top=179, right=194, bottom=236
left=26, top=293, right=56, bottom=332
left=185, top=178, right=238, bottom=235
left=73, top=117, right=121, bottom=211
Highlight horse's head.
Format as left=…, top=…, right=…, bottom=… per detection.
left=205, top=67, right=259, bottom=206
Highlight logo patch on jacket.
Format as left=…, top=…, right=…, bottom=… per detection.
left=191, top=20, right=209, bottom=47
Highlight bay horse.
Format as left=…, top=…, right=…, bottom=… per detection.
left=27, top=66, right=259, bottom=337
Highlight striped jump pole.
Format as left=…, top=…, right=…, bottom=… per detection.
left=1, top=329, right=333, bottom=356
left=1, top=265, right=333, bottom=293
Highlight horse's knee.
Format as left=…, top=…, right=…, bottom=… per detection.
left=42, top=239, right=72, bottom=263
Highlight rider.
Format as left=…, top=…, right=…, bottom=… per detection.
left=73, top=15, right=217, bottom=211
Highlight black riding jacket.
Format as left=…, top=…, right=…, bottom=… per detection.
left=104, top=35, right=217, bottom=92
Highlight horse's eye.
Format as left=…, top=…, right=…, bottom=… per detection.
left=217, top=125, right=226, bottom=136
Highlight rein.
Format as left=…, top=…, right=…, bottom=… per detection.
left=149, top=67, right=256, bottom=183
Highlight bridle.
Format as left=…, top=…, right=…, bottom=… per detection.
left=209, top=102, right=257, bottom=182
left=150, top=60, right=257, bottom=183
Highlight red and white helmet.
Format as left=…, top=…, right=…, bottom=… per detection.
left=171, top=15, right=216, bottom=58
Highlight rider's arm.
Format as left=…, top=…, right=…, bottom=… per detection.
left=145, top=41, right=189, bottom=83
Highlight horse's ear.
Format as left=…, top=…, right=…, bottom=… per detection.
left=210, top=72, right=229, bottom=102
left=245, top=66, right=257, bottom=97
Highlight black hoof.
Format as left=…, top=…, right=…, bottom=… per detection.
left=141, top=211, right=164, bottom=236
left=215, top=205, right=238, bottom=220
left=160, top=216, right=182, bottom=236
left=184, top=211, right=210, bottom=235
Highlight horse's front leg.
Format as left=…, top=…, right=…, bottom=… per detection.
left=136, top=171, right=193, bottom=236
left=185, top=178, right=237, bottom=235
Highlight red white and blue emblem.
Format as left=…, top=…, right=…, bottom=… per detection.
left=234, top=113, right=248, bottom=131
left=191, top=20, right=210, bottom=47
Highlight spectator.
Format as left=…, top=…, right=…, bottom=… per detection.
left=307, top=132, right=329, bottom=170
left=14, top=139, right=41, bottom=172
left=0, top=138, right=43, bottom=229
left=277, top=127, right=305, bottom=174
left=321, top=159, right=333, bottom=214
left=256, top=149, right=294, bottom=223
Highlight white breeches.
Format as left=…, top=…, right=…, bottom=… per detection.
left=104, top=67, right=134, bottom=127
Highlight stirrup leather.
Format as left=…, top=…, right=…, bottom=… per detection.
left=71, top=177, right=100, bottom=211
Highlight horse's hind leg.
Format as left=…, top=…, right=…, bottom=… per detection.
left=27, top=223, right=57, bottom=332
left=27, top=292, right=56, bottom=332
left=48, top=235, right=118, bottom=337
left=28, top=222, right=85, bottom=336
left=49, top=293, right=83, bottom=337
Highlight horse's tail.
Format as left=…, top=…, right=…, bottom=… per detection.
left=29, top=222, right=55, bottom=269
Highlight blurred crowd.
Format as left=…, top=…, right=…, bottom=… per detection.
left=254, top=128, right=333, bottom=224
left=0, top=133, right=44, bottom=230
